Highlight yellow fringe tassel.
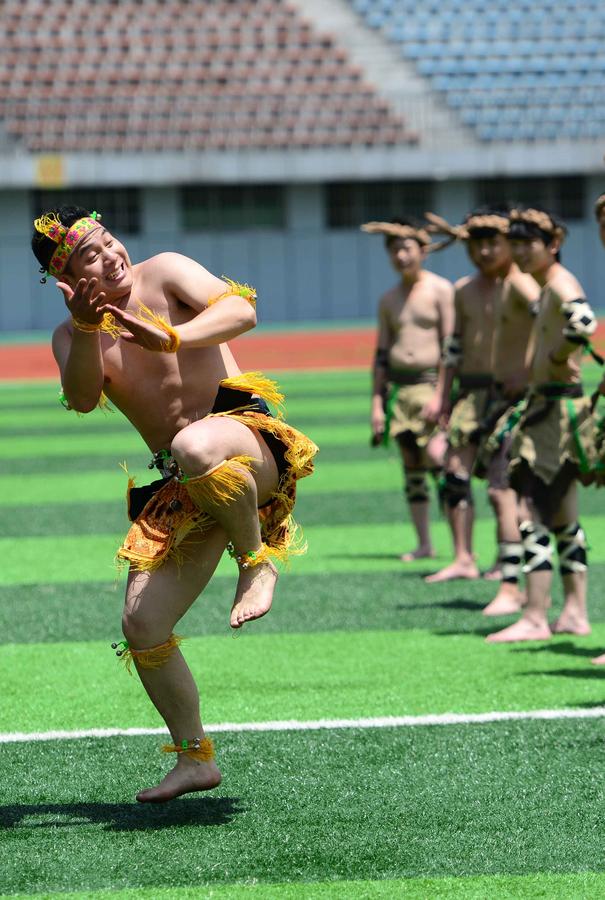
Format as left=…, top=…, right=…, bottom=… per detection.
left=219, top=372, right=285, bottom=415
left=134, top=302, right=180, bottom=352
left=183, top=455, right=257, bottom=509
left=162, top=736, right=215, bottom=762
left=120, top=633, right=183, bottom=675
left=208, top=277, right=257, bottom=308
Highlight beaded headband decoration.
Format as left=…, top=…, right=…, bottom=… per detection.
left=425, top=211, right=510, bottom=241
left=508, top=208, right=566, bottom=242
left=33, top=211, right=102, bottom=279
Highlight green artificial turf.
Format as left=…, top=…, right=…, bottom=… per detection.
left=2, top=626, right=605, bottom=734
left=2, top=722, right=605, bottom=895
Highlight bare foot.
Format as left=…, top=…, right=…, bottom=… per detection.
left=485, top=618, right=551, bottom=643
left=550, top=615, right=591, bottom=637
left=591, top=653, right=605, bottom=665
left=483, top=586, right=527, bottom=617
left=136, top=755, right=222, bottom=803
left=424, top=559, right=480, bottom=584
left=400, top=546, right=436, bottom=562
left=482, top=565, right=502, bottom=582
left=230, top=560, right=278, bottom=629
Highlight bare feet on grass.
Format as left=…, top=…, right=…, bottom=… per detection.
left=400, top=545, right=436, bottom=562
left=591, top=653, right=605, bottom=665
left=230, top=560, right=278, bottom=629
left=550, top=614, right=591, bottom=637
left=483, top=586, right=526, bottom=617
left=424, top=558, right=480, bottom=584
left=136, top=755, right=222, bottom=803
left=485, top=617, right=551, bottom=643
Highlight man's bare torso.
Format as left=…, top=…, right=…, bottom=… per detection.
left=55, top=254, right=241, bottom=451
left=455, top=273, right=498, bottom=376
left=531, top=266, right=585, bottom=386
left=380, top=270, right=451, bottom=372
left=493, top=266, right=540, bottom=387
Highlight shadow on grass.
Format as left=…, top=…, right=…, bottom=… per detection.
left=0, top=796, right=243, bottom=832
left=510, top=640, right=600, bottom=660
left=518, top=668, right=605, bottom=681
left=396, top=597, right=486, bottom=613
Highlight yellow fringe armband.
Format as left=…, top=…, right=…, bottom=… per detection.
left=134, top=302, right=181, bottom=352
left=183, top=455, right=257, bottom=508
left=72, top=313, right=121, bottom=340
left=116, top=633, right=183, bottom=674
left=208, top=277, right=257, bottom=308
left=219, top=372, right=285, bottom=414
left=162, top=736, right=215, bottom=762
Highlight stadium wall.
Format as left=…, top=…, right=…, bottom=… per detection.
left=2, top=174, right=604, bottom=334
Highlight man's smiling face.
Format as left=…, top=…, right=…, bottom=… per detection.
left=65, top=226, right=133, bottom=298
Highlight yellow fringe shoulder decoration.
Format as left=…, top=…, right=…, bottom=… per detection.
left=208, top=277, right=257, bottom=308
left=162, top=736, right=215, bottom=762
left=183, top=455, right=257, bottom=509
left=219, top=372, right=285, bottom=415
left=120, top=633, right=183, bottom=675
left=134, top=302, right=180, bottom=352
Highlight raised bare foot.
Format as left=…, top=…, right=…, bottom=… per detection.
left=136, top=755, right=222, bottom=803
left=400, top=546, right=436, bottom=562
left=230, top=560, right=278, bottom=629
left=424, top=559, right=480, bottom=584
left=485, top=618, right=551, bottom=643
left=550, top=615, right=591, bottom=637
left=483, top=586, right=526, bottom=617
left=591, top=653, right=605, bottom=665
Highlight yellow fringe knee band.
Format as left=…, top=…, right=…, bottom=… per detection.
left=182, top=455, right=257, bottom=508
left=162, top=736, right=215, bottom=762
left=114, top=633, right=183, bottom=675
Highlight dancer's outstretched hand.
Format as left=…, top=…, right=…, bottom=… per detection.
left=56, top=277, right=107, bottom=325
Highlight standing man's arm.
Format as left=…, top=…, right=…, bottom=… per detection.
left=548, top=289, right=597, bottom=366
left=423, top=280, right=455, bottom=423
left=439, top=287, right=464, bottom=420
left=53, top=276, right=108, bottom=413
left=371, top=296, right=392, bottom=441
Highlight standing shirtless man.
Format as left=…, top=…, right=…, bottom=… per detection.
left=31, top=206, right=317, bottom=801
left=487, top=208, right=596, bottom=643
left=363, top=219, right=454, bottom=560
left=476, top=248, right=540, bottom=615
left=425, top=209, right=510, bottom=584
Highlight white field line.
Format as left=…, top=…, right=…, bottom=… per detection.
left=2, top=707, right=605, bottom=744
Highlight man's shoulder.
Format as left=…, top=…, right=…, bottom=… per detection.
left=454, top=274, right=476, bottom=295
left=546, top=266, right=585, bottom=303
left=423, top=270, right=453, bottom=295
left=505, top=268, right=540, bottom=302
left=138, top=251, right=193, bottom=273
left=378, top=284, right=401, bottom=307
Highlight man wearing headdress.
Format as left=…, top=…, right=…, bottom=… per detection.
left=31, top=206, right=317, bottom=800
left=474, top=225, right=541, bottom=615
left=424, top=208, right=514, bottom=584
left=363, top=217, right=454, bottom=561
left=486, top=207, right=596, bottom=643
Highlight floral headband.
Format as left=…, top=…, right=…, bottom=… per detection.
left=33, top=211, right=102, bottom=279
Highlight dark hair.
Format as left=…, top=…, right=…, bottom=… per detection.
left=508, top=204, right=566, bottom=261
left=384, top=216, right=427, bottom=249
left=31, top=204, right=91, bottom=273
left=464, top=203, right=511, bottom=240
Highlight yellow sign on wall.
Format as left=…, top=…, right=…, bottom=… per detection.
left=35, top=155, right=65, bottom=188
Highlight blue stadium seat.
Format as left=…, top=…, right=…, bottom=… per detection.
left=348, top=0, right=605, bottom=143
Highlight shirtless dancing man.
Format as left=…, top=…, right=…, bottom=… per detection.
left=474, top=231, right=540, bottom=615
left=364, top=219, right=454, bottom=560
left=487, top=208, right=596, bottom=643
left=425, top=208, right=510, bottom=584
left=32, top=206, right=317, bottom=801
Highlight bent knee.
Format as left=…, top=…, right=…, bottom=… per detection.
left=170, top=426, right=215, bottom=474
left=122, top=609, right=168, bottom=648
